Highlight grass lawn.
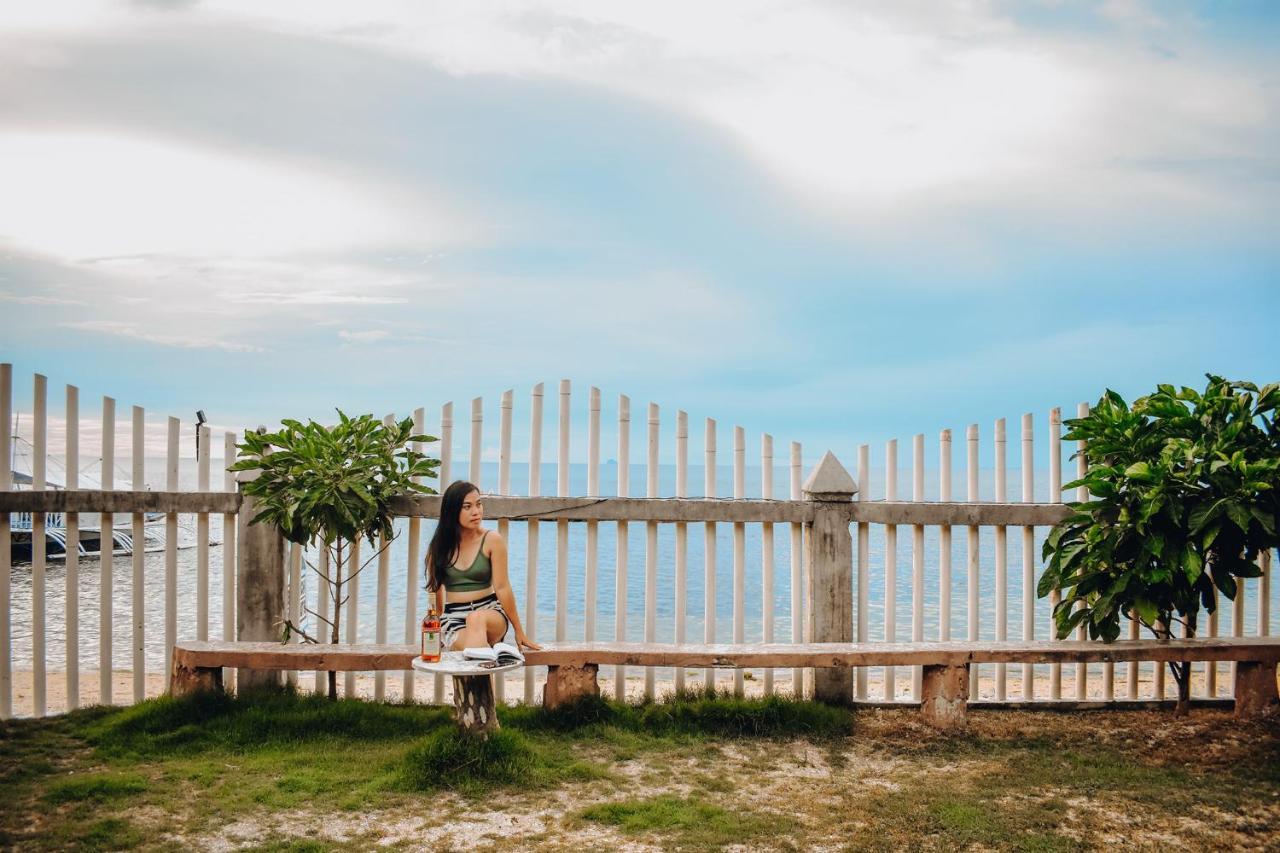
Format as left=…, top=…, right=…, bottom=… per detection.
left=2, top=687, right=1278, bottom=851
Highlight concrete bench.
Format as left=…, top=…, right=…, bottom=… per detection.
left=171, top=637, right=1280, bottom=731
left=530, top=638, right=1280, bottom=729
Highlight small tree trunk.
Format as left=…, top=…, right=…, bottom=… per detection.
left=328, top=539, right=344, bottom=701
left=1171, top=613, right=1196, bottom=718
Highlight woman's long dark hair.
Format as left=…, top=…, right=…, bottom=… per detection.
left=425, top=480, right=480, bottom=592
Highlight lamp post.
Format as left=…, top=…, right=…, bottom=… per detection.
left=195, top=410, right=207, bottom=461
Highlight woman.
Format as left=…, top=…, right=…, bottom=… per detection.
left=426, top=480, right=542, bottom=653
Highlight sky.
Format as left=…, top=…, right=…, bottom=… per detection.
left=1, top=0, right=1277, bottom=469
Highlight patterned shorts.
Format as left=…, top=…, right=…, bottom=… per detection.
left=441, top=592, right=511, bottom=649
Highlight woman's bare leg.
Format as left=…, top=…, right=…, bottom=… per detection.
left=450, top=612, right=492, bottom=650
left=480, top=610, right=508, bottom=644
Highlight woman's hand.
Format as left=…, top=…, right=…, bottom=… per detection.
left=517, top=635, right=543, bottom=651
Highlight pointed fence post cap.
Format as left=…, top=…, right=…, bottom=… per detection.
left=803, top=451, right=856, bottom=501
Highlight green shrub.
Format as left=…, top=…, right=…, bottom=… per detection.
left=396, top=728, right=534, bottom=792
left=1040, top=376, right=1279, bottom=712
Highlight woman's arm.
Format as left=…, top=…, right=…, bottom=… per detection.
left=488, top=532, right=542, bottom=650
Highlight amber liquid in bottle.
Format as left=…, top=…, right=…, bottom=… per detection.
left=421, top=609, right=441, bottom=662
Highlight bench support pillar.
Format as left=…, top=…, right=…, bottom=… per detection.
left=170, top=656, right=223, bottom=697
left=543, top=663, right=600, bottom=709
left=1234, top=661, right=1279, bottom=719
left=921, top=663, right=969, bottom=730
left=452, top=674, right=499, bottom=734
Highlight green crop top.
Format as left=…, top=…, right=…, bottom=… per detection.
left=441, top=531, right=493, bottom=592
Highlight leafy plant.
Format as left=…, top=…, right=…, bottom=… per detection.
left=1039, top=376, right=1279, bottom=715
left=231, top=412, right=439, bottom=699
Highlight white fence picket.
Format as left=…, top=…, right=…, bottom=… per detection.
left=994, top=417, right=1008, bottom=701
left=438, top=402, right=453, bottom=704
left=343, top=539, right=360, bottom=698
left=1232, top=574, right=1246, bottom=696
left=524, top=386, right=542, bottom=704
left=1261, top=551, right=1272, bottom=638
left=314, top=547, right=329, bottom=693
left=402, top=406, right=426, bottom=702
left=374, top=414, right=395, bottom=702
left=733, top=425, right=745, bottom=698
left=286, top=542, right=301, bottom=689
left=966, top=424, right=979, bottom=699
left=938, top=429, right=953, bottom=644
left=761, top=433, right=775, bottom=697
left=65, top=384, right=80, bottom=710
left=165, top=417, right=179, bottom=686
left=615, top=396, right=631, bottom=701
left=197, top=425, right=210, bottom=643
left=791, top=442, right=804, bottom=697
left=131, top=405, right=145, bottom=703
left=911, top=433, right=924, bottom=701
left=883, top=438, right=897, bottom=701
left=496, top=391, right=512, bottom=704
left=470, top=397, right=483, bottom=487
left=222, top=430, right=235, bottom=693
left=557, top=382, right=570, bottom=644
left=1049, top=408, right=1063, bottom=700
left=645, top=403, right=660, bottom=700
left=855, top=443, right=869, bottom=700
left=585, top=388, right=601, bottom=644
left=674, top=410, right=688, bottom=694
left=470, top=393, right=484, bottom=705
left=702, top=418, right=716, bottom=694
left=31, top=374, right=47, bottom=716
left=1021, top=413, right=1035, bottom=700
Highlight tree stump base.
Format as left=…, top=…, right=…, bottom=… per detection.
left=170, top=656, right=223, bottom=697
left=921, top=663, right=969, bottom=730
left=452, top=674, right=499, bottom=734
left=543, top=663, right=600, bottom=709
left=1234, top=661, right=1279, bottom=720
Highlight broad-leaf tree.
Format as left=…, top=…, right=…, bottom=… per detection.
left=1039, top=376, right=1279, bottom=715
left=231, top=412, right=439, bottom=699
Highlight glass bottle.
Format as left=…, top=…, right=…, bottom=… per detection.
left=421, top=608, right=441, bottom=662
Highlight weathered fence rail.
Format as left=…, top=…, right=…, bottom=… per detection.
left=1, top=362, right=1274, bottom=719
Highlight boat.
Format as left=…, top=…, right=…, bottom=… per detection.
left=8, top=470, right=204, bottom=562
left=7, top=417, right=220, bottom=563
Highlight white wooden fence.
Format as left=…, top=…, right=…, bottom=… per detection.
left=0, top=363, right=1274, bottom=718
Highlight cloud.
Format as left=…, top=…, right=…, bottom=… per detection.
left=60, top=319, right=265, bottom=352
left=1098, top=0, right=1168, bottom=30
left=338, top=329, right=391, bottom=344
left=0, top=130, right=473, bottom=261
left=0, top=291, right=85, bottom=305
left=230, top=290, right=409, bottom=305
left=163, top=0, right=1278, bottom=217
